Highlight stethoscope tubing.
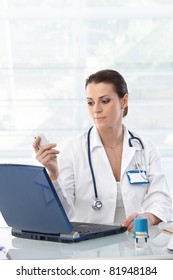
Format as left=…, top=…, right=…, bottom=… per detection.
left=87, top=126, right=145, bottom=210
left=128, top=130, right=144, bottom=149
left=87, top=126, right=99, bottom=200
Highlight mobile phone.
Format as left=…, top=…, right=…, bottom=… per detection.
left=37, top=133, right=49, bottom=147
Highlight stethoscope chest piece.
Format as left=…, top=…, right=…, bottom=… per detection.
left=92, top=200, right=102, bottom=210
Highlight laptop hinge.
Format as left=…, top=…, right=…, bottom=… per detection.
left=60, top=231, right=80, bottom=239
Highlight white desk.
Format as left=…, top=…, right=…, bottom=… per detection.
left=0, top=226, right=173, bottom=260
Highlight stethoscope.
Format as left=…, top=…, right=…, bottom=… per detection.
left=87, top=126, right=146, bottom=210
left=128, top=130, right=144, bottom=150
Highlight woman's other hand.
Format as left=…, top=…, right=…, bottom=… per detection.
left=121, top=212, right=161, bottom=232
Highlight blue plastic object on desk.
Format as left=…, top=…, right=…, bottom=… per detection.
left=134, top=217, right=149, bottom=247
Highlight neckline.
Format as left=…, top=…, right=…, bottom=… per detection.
left=103, top=129, right=124, bottom=150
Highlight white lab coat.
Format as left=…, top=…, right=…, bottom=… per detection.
left=54, top=125, right=172, bottom=224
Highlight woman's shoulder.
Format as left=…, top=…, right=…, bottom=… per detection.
left=126, top=127, right=153, bottom=144
left=126, top=127, right=158, bottom=154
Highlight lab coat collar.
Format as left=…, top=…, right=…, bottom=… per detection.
left=89, top=125, right=138, bottom=179
left=89, top=125, right=137, bottom=155
left=89, top=126, right=103, bottom=151
left=121, top=126, right=136, bottom=178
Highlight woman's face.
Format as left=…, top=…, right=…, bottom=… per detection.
left=86, top=82, right=128, bottom=130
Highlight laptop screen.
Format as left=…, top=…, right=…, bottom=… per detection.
left=0, top=164, right=73, bottom=234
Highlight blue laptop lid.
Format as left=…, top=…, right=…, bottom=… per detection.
left=0, top=164, right=73, bottom=234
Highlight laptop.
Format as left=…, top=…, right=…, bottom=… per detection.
left=0, top=164, right=126, bottom=243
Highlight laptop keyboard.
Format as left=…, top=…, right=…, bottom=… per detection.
left=72, top=222, right=114, bottom=234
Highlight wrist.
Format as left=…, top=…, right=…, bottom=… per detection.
left=140, top=212, right=161, bottom=226
left=49, top=170, right=59, bottom=181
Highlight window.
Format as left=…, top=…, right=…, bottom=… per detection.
left=0, top=1, right=173, bottom=203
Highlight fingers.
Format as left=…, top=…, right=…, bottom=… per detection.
left=33, top=136, right=41, bottom=153
left=36, top=146, right=59, bottom=165
left=33, top=136, right=60, bottom=165
left=121, top=212, right=139, bottom=232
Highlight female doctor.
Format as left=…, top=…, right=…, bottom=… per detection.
left=33, top=69, right=172, bottom=231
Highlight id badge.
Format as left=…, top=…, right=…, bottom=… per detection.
left=126, top=170, right=149, bottom=185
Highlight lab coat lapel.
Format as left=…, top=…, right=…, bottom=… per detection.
left=121, top=128, right=136, bottom=178
left=90, top=126, right=102, bottom=151
left=90, top=126, right=117, bottom=190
